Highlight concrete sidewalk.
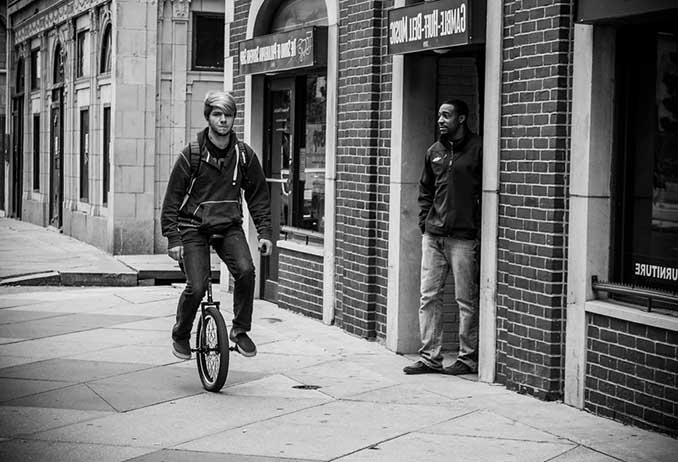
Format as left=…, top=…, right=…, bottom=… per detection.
left=0, top=284, right=676, bottom=462
left=0, top=218, right=218, bottom=286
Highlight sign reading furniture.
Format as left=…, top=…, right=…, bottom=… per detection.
left=239, top=26, right=327, bottom=75
left=388, top=0, right=484, bottom=54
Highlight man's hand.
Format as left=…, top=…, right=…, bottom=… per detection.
left=168, top=245, right=184, bottom=262
left=258, top=238, right=273, bottom=256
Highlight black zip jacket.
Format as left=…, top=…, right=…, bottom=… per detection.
left=418, top=129, right=483, bottom=238
left=161, top=129, right=272, bottom=249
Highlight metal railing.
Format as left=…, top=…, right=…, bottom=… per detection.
left=591, top=276, right=678, bottom=312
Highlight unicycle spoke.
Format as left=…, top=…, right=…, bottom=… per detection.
left=196, top=304, right=229, bottom=392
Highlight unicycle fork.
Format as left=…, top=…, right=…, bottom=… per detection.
left=192, top=234, right=234, bottom=392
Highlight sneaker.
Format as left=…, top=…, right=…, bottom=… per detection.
left=172, top=339, right=191, bottom=360
left=403, top=360, right=441, bottom=375
left=230, top=331, right=257, bottom=357
left=442, top=360, right=474, bottom=375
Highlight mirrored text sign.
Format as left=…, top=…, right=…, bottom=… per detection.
left=239, top=26, right=327, bottom=75
left=388, top=0, right=470, bottom=54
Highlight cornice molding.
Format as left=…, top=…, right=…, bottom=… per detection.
left=13, top=0, right=109, bottom=44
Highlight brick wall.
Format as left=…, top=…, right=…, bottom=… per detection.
left=334, top=0, right=390, bottom=338
left=277, top=247, right=324, bottom=320
left=586, top=314, right=678, bottom=436
left=496, top=0, right=573, bottom=400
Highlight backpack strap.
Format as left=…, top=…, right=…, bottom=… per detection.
left=189, top=140, right=202, bottom=176
left=233, top=141, right=250, bottom=187
left=179, top=139, right=204, bottom=211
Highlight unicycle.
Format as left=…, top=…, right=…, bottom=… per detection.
left=192, top=234, right=235, bottom=392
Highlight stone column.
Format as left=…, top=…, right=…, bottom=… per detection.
left=111, top=0, right=158, bottom=254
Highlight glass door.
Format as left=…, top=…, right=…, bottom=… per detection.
left=262, top=77, right=296, bottom=301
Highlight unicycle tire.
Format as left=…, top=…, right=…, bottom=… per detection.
left=196, top=305, right=230, bottom=392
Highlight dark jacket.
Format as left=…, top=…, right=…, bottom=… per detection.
left=418, top=129, right=483, bottom=238
left=161, top=128, right=272, bottom=249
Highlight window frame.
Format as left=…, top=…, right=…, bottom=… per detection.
left=100, top=23, right=112, bottom=75
left=32, top=114, right=40, bottom=191
left=75, top=29, right=88, bottom=79
left=79, top=108, right=90, bottom=202
left=191, top=12, right=225, bottom=71
left=30, top=48, right=40, bottom=91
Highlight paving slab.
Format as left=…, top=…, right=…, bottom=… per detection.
left=66, top=344, right=184, bottom=366
left=51, top=327, right=169, bottom=347
left=0, top=337, right=119, bottom=361
left=177, top=400, right=461, bottom=460
left=0, top=378, right=74, bottom=402
left=0, top=406, right=113, bottom=438
left=0, top=439, right=154, bottom=462
left=332, top=432, right=575, bottom=462
left=126, top=449, right=320, bottom=462
left=224, top=374, right=333, bottom=400
left=0, top=355, right=41, bottom=369
left=284, top=358, right=398, bottom=399
left=4, top=383, right=116, bottom=412
left=0, top=358, right=153, bottom=383
left=420, top=409, right=569, bottom=443
left=0, top=312, right=149, bottom=339
left=87, top=366, right=205, bottom=412
left=32, top=394, right=328, bottom=448
left=548, top=446, right=628, bottom=462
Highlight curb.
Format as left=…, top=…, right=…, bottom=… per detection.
left=0, top=271, right=138, bottom=287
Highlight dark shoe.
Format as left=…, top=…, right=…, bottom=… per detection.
left=230, top=331, right=257, bottom=357
left=403, top=360, right=441, bottom=375
left=442, top=360, right=474, bottom=375
left=172, top=339, right=191, bottom=360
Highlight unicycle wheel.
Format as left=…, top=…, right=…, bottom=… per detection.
left=196, top=305, right=229, bottom=392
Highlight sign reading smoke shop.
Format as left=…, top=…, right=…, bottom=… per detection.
left=388, top=0, right=471, bottom=54
left=239, top=26, right=327, bottom=75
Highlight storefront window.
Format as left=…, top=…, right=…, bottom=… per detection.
left=300, top=75, right=326, bottom=232
left=278, top=75, right=326, bottom=233
left=615, top=26, right=678, bottom=296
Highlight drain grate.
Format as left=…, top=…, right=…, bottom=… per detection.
left=292, top=384, right=322, bottom=390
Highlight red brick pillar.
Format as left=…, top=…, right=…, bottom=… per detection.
left=496, top=0, right=574, bottom=400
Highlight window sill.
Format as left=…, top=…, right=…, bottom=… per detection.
left=276, top=239, right=324, bottom=257
left=585, top=300, right=678, bottom=332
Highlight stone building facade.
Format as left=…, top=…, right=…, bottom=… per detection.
left=5, top=0, right=226, bottom=253
left=4, top=0, right=677, bottom=436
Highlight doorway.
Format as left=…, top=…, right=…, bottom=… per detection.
left=11, top=97, right=24, bottom=219
left=261, top=77, right=296, bottom=301
left=49, top=88, right=64, bottom=228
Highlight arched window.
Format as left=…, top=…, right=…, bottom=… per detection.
left=15, top=57, right=25, bottom=93
left=53, top=44, right=65, bottom=84
left=270, top=0, right=328, bottom=33
left=100, top=24, right=112, bottom=74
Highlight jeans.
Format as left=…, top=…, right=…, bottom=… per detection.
left=419, top=233, right=479, bottom=371
left=172, top=226, right=255, bottom=343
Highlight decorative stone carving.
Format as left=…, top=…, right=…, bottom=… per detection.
left=99, top=3, right=112, bottom=30
left=171, top=0, right=192, bottom=19
left=17, top=42, right=28, bottom=58
left=14, top=0, right=109, bottom=44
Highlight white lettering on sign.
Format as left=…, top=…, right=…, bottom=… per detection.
left=424, top=9, right=439, bottom=39
left=390, top=16, right=408, bottom=45
left=635, top=262, right=678, bottom=281
left=240, top=38, right=297, bottom=66
left=440, top=4, right=466, bottom=36
left=409, top=13, right=422, bottom=41
left=389, top=3, right=467, bottom=48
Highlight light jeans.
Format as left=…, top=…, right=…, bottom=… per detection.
left=419, top=233, right=479, bottom=371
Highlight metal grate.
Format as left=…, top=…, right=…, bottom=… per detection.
left=591, top=276, right=678, bottom=312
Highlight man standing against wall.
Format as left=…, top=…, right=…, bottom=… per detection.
left=403, top=99, right=482, bottom=376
